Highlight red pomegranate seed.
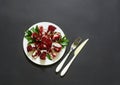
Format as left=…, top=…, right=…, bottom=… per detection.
left=47, top=25, right=56, bottom=33
left=27, top=45, right=33, bottom=52
left=39, top=33, right=42, bottom=39
left=36, top=50, right=41, bottom=56
left=52, top=32, right=61, bottom=41
left=39, top=26, right=43, bottom=34
left=53, top=46, right=62, bottom=52
left=53, top=42, right=62, bottom=52
left=31, top=32, right=38, bottom=39
left=51, top=52, right=57, bottom=58
left=40, top=52, right=46, bottom=60
left=41, top=35, right=52, bottom=48
left=49, top=49, right=57, bottom=58
left=34, top=42, right=39, bottom=47
left=32, top=50, right=38, bottom=58
left=32, top=50, right=41, bottom=58
left=38, top=42, right=47, bottom=50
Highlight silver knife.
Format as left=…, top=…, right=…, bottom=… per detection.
left=60, top=39, right=89, bottom=76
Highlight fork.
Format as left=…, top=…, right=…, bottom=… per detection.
left=56, top=37, right=82, bottom=72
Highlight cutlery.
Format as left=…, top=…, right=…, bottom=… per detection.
left=56, top=37, right=82, bottom=72
left=60, top=39, right=89, bottom=76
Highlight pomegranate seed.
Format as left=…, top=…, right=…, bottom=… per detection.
left=52, top=42, right=62, bottom=52
left=53, top=46, right=62, bottom=52
left=52, top=32, right=61, bottom=41
left=38, top=42, right=47, bottom=50
left=39, top=26, right=43, bottom=34
left=49, top=49, right=57, bottom=58
left=40, top=52, right=46, bottom=60
left=47, top=25, right=56, bottom=33
left=31, top=33, right=38, bottom=39
left=41, top=35, right=52, bottom=48
left=32, top=50, right=38, bottom=58
left=27, top=45, right=33, bottom=52
left=52, top=52, right=57, bottom=58
left=36, top=50, right=41, bottom=56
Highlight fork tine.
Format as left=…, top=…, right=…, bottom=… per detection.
left=74, top=37, right=82, bottom=45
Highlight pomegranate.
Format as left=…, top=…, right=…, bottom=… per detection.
left=25, top=24, right=68, bottom=60
left=52, top=32, right=61, bottom=41
left=52, top=42, right=62, bottom=52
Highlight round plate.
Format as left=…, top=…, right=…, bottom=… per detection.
left=23, top=22, right=66, bottom=66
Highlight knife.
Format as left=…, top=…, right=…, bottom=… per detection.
left=60, top=39, right=89, bottom=76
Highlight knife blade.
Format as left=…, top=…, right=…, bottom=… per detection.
left=74, top=38, right=89, bottom=56
left=60, top=38, right=89, bottom=76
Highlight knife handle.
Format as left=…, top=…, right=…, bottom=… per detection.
left=60, top=55, right=76, bottom=76
left=56, top=50, right=72, bottom=72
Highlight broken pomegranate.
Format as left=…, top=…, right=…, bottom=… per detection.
left=52, top=32, right=61, bottom=41
left=41, top=35, right=52, bottom=48
left=37, top=42, right=47, bottom=50
left=25, top=24, right=69, bottom=60
left=49, top=48, right=58, bottom=58
left=53, top=42, right=62, bottom=52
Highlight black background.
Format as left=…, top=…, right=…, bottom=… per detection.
left=0, top=0, right=120, bottom=85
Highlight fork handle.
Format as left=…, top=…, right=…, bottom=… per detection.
left=56, top=50, right=72, bottom=72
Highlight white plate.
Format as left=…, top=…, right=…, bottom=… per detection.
left=23, top=22, right=66, bottom=66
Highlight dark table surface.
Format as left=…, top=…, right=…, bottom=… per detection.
left=0, top=0, right=120, bottom=85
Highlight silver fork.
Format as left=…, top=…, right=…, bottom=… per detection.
left=56, top=37, right=82, bottom=72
